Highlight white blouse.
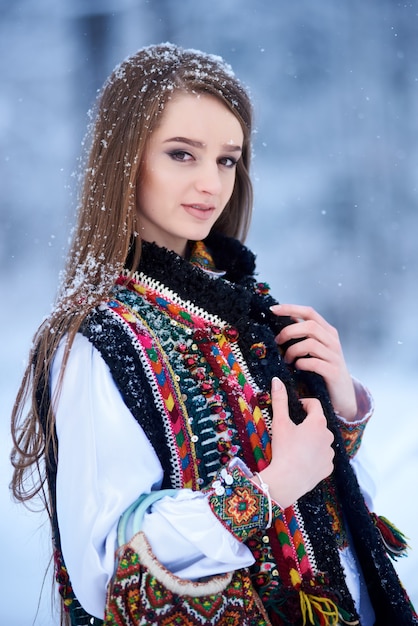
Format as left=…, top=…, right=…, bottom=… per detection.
left=52, top=333, right=375, bottom=623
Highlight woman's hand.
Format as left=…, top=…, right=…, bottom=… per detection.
left=259, top=377, right=335, bottom=509
left=270, top=303, right=357, bottom=421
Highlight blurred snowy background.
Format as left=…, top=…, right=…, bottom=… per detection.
left=1, top=1, right=417, bottom=623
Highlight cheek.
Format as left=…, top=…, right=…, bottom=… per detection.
left=136, top=168, right=160, bottom=208
left=224, top=173, right=237, bottom=203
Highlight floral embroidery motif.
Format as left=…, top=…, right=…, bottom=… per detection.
left=206, top=465, right=273, bottom=541
left=225, top=487, right=260, bottom=525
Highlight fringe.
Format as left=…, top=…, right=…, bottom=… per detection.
left=371, top=512, right=410, bottom=560
left=262, top=568, right=359, bottom=626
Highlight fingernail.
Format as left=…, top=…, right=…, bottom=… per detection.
left=269, top=305, right=281, bottom=312
left=272, top=377, right=283, bottom=391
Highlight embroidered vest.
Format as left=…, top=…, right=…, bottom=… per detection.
left=52, top=236, right=417, bottom=625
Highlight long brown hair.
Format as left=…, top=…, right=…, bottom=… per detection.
left=10, top=43, right=253, bottom=518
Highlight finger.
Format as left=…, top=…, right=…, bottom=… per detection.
left=277, top=319, right=336, bottom=347
left=281, top=337, right=319, bottom=360
left=292, top=355, right=336, bottom=381
left=270, top=377, right=291, bottom=425
left=299, top=396, right=323, bottom=415
left=282, top=337, right=333, bottom=364
left=271, top=304, right=328, bottom=328
left=300, top=398, right=334, bottom=441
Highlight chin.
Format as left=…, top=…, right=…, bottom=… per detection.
left=185, top=229, right=212, bottom=243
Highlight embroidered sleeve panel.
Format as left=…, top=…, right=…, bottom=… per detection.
left=203, top=459, right=283, bottom=542
left=335, top=378, right=374, bottom=458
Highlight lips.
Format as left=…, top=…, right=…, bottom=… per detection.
left=182, top=203, right=217, bottom=220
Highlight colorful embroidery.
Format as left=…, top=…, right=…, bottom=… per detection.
left=254, top=282, right=271, bottom=296
left=105, top=541, right=270, bottom=626
left=206, top=464, right=275, bottom=540
left=337, top=418, right=369, bottom=458
left=102, top=269, right=369, bottom=623
left=108, top=271, right=335, bottom=612
left=189, top=240, right=226, bottom=277
left=110, top=284, right=248, bottom=488
left=193, top=326, right=272, bottom=470
left=53, top=237, right=418, bottom=624
left=107, top=296, right=197, bottom=489
left=211, top=485, right=262, bottom=539
left=323, top=479, right=349, bottom=550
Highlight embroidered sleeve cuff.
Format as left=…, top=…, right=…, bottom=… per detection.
left=336, top=378, right=374, bottom=458
left=203, top=458, right=283, bottom=542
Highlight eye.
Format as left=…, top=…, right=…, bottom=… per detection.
left=168, top=150, right=193, bottom=162
left=218, top=156, right=239, bottom=168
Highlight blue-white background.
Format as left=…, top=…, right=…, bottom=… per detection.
left=1, top=1, right=417, bottom=623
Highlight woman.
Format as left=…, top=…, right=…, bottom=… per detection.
left=11, top=43, right=417, bottom=626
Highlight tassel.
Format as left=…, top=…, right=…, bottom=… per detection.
left=290, top=569, right=339, bottom=626
left=264, top=569, right=358, bottom=625
left=299, top=589, right=339, bottom=625
left=338, top=607, right=360, bottom=625
left=372, top=513, right=410, bottom=560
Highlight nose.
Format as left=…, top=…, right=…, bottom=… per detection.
left=195, top=161, right=222, bottom=196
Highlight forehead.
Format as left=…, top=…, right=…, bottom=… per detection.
left=154, top=92, right=244, bottom=143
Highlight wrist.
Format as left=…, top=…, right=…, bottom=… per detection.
left=257, top=467, right=291, bottom=510
left=252, top=472, right=273, bottom=528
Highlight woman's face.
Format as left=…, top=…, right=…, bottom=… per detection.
left=136, top=92, right=244, bottom=257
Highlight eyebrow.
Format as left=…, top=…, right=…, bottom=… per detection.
left=164, top=136, right=242, bottom=152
